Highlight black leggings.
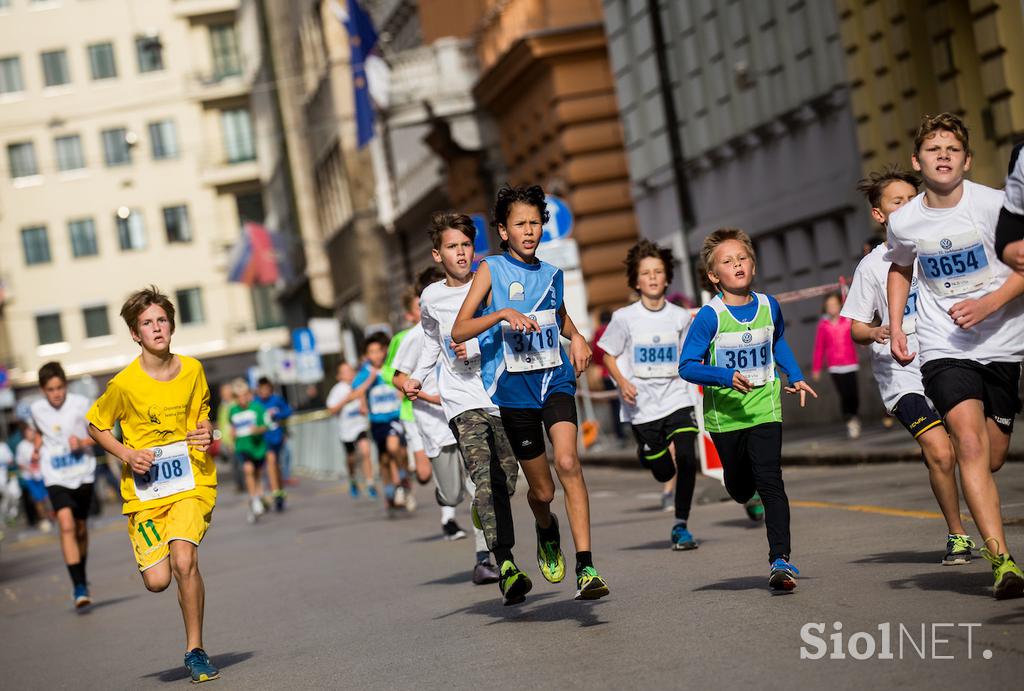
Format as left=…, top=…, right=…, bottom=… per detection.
left=830, top=371, right=859, bottom=420
left=672, top=432, right=698, bottom=522
left=710, top=423, right=790, bottom=563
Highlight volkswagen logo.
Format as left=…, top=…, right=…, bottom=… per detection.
left=652, top=335, right=661, bottom=344
left=742, top=332, right=753, bottom=344
left=154, top=448, right=163, bottom=458
left=940, top=239, right=953, bottom=250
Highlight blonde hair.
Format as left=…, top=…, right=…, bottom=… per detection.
left=230, top=377, right=250, bottom=398
left=700, top=228, right=756, bottom=277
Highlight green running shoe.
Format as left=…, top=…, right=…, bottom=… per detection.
left=536, top=515, right=566, bottom=583
left=498, top=560, right=532, bottom=606
left=574, top=566, right=609, bottom=601
left=942, top=534, right=975, bottom=565
left=184, top=648, right=220, bottom=684
left=981, top=548, right=1024, bottom=600
left=745, top=494, right=764, bottom=522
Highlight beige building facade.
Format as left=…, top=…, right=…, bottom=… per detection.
left=0, top=0, right=288, bottom=391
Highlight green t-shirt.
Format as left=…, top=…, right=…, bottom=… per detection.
left=383, top=327, right=415, bottom=422
left=229, top=401, right=267, bottom=459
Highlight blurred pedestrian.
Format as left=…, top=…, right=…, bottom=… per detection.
left=812, top=292, right=861, bottom=439
left=256, top=377, right=292, bottom=505
left=0, top=439, right=20, bottom=525
left=591, top=311, right=626, bottom=444
left=326, top=361, right=376, bottom=499
left=229, top=379, right=271, bottom=524
left=15, top=424, right=52, bottom=532
left=215, top=382, right=243, bottom=492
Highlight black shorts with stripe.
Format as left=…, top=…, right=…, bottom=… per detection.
left=893, top=393, right=943, bottom=439
left=631, top=406, right=698, bottom=466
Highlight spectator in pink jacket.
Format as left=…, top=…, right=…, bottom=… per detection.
left=812, top=292, right=861, bottom=439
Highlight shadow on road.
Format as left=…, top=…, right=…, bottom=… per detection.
left=434, top=591, right=607, bottom=627
left=77, top=594, right=140, bottom=614
left=851, top=550, right=942, bottom=565
left=713, top=518, right=764, bottom=530
left=983, top=606, right=1024, bottom=626
left=693, top=576, right=803, bottom=594
left=140, top=651, right=256, bottom=682
left=619, top=539, right=715, bottom=551
left=421, top=570, right=475, bottom=586
left=887, top=569, right=993, bottom=598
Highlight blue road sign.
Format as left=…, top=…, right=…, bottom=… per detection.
left=293, top=327, right=316, bottom=353
left=542, top=195, right=573, bottom=242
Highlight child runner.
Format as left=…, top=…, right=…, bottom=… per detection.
left=385, top=297, right=432, bottom=492
left=229, top=380, right=270, bottom=524
left=453, top=184, right=609, bottom=601
left=87, top=286, right=220, bottom=682
left=15, top=424, right=52, bottom=533
left=995, top=142, right=1024, bottom=270
left=405, top=210, right=524, bottom=601
left=393, top=267, right=475, bottom=545
left=326, top=362, right=377, bottom=499
left=255, top=377, right=291, bottom=510
left=679, top=228, right=817, bottom=591
left=843, top=166, right=969, bottom=564
left=354, top=333, right=408, bottom=513
left=1, top=440, right=19, bottom=525
left=887, top=113, right=1024, bottom=599
left=597, top=240, right=704, bottom=550
left=811, top=293, right=862, bottom=439
left=30, top=362, right=98, bottom=607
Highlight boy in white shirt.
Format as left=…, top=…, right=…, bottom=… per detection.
left=844, top=167, right=971, bottom=564
left=887, top=113, right=1024, bottom=599
left=326, top=361, right=376, bottom=499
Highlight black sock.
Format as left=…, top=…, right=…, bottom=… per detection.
left=476, top=550, right=489, bottom=564
left=493, top=547, right=513, bottom=565
left=67, top=562, right=86, bottom=588
left=537, top=517, right=559, bottom=540
left=575, top=551, right=593, bottom=573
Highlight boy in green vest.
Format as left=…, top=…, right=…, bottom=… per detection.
left=679, top=228, right=817, bottom=590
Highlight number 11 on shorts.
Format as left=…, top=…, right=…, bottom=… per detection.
left=137, top=519, right=161, bottom=547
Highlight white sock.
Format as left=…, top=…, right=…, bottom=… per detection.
left=440, top=505, right=456, bottom=524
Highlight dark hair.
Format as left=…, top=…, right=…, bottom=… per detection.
left=363, top=331, right=390, bottom=352
left=415, top=266, right=445, bottom=295
left=625, top=239, right=674, bottom=290
left=429, top=211, right=476, bottom=250
left=492, top=184, right=549, bottom=251
left=120, top=285, right=176, bottom=336
left=821, top=291, right=843, bottom=313
left=38, top=361, right=66, bottom=387
left=855, top=165, right=920, bottom=208
left=914, top=112, right=970, bottom=155
left=257, top=377, right=272, bottom=388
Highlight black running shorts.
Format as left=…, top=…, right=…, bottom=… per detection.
left=921, top=358, right=1021, bottom=435
left=499, top=392, right=578, bottom=461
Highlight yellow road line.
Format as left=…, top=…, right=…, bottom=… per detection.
left=792, top=499, right=958, bottom=521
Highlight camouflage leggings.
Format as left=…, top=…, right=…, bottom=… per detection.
left=449, top=409, right=519, bottom=560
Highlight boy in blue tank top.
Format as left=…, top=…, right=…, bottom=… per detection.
left=453, top=184, right=609, bottom=601
left=679, top=228, right=817, bottom=591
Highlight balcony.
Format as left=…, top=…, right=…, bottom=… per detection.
left=387, top=38, right=479, bottom=125
left=199, top=156, right=260, bottom=188
left=173, top=0, right=240, bottom=19
left=186, top=68, right=253, bottom=104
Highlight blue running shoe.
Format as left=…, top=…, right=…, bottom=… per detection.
left=671, top=524, right=698, bottom=551
left=349, top=480, right=360, bottom=499
left=769, top=558, right=799, bottom=591
left=184, top=648, right=220, bottom=684
left=73, top=584, right=92, bottom=609
left=367, top=485, right=379, bottom=500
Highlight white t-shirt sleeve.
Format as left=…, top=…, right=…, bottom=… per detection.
left=1007, top=149, right=1024, bottom=216
left=0, top=443, right=12, bottom=467
left=392, top=327, right=422, bottom=376
left=326, top=382, right=349, bottom=409
left=596, top=312, right=628, bottom=358
left=15, top=441, right=33, bottom=469
left=840, top=258, right=879, bottom=324
left=884, top=213, right=917, bottom=267
left=411, top=303, right=443, bottom=384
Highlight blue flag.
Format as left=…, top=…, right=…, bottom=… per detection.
left=338, top=0, right=379, bottom=149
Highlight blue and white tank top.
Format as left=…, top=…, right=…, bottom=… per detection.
left=479, top=254, right=576, bottom=408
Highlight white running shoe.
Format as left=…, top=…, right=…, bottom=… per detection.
left=847, top=417, right=862, bottom=439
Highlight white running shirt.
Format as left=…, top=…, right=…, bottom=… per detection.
left=412, top=278, right=498, bottom=421
left=394, top=323, right=457, bottom=457
left=841, top=244, right=925, bottom=412
left=326, top=381, right=369, bottom=443
left=885, top=180, right=1024, bottom=364
left=29, top=393, right=96, bottom=489
left=597, top=300, right=697, bottom=425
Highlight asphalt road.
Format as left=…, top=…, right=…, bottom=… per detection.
left=1, top=462, right=1022, bottom=689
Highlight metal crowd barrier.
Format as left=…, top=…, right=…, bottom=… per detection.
left=284, top=409, right=381, bottom=482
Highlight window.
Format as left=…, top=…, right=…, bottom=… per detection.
left=116, top=210, right=146, bottom=250
left=0, top=1, right=11, bottom=10
left=210, top=23, right=242, bottom=79
left=55, top=134, right=85, bottom=171
left=221, top=108, right=256, bottom=163
left=0, top=56, right=23, bottom=94
left=252, top=285, right=284, bottom=330
left=163, top=205, right=191, bottom=243
left=148, top=119, right=178, bottom=159
left=8, top=141, right=38, bottom=178
left=135, top=36, right=164, bottom=73
left=41, top=49, right=70, bottom=87
left=21, top=226, right=51, bottom=265
left=176, top=288, right=204, bottom=325
left=68, top=218, right=98, bottom=257
left=36, top=313, right=64, bottom=346
left=88, top=42, right=117, bottom=80
left=235, top=192, right=265, bottom=224
left=101, top=127, right=131, bottom=166
left=82, top=305, right=111, bottom=338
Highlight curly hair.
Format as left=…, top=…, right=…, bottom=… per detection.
left=856, top=165, right=920, bottom=209
left=914, top=112, right=970, bottom=155
left=492, top=184, right=549, bottom=251
left=624, top=239, right=674, bottom=290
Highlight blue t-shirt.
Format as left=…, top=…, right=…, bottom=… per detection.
left=678, top=294, right=804, bottom=387
left=255, top=393, right=292, bottom=446
left=479, top=253, right=576, bottom=408
left=353, top=363, right=401, bottom=424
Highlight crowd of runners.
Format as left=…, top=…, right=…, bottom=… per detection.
left=2, top=112, right=1023, bottom=683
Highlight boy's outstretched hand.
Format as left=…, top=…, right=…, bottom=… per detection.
left=784, top=380, right=818, bottom=407
left=568, top=333, right=592, bottom=377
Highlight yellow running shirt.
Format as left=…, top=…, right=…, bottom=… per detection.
left=87, top=355, right=217, bottom=515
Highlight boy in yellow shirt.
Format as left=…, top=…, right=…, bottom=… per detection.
left=87, top=286, right=220, bottom=683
